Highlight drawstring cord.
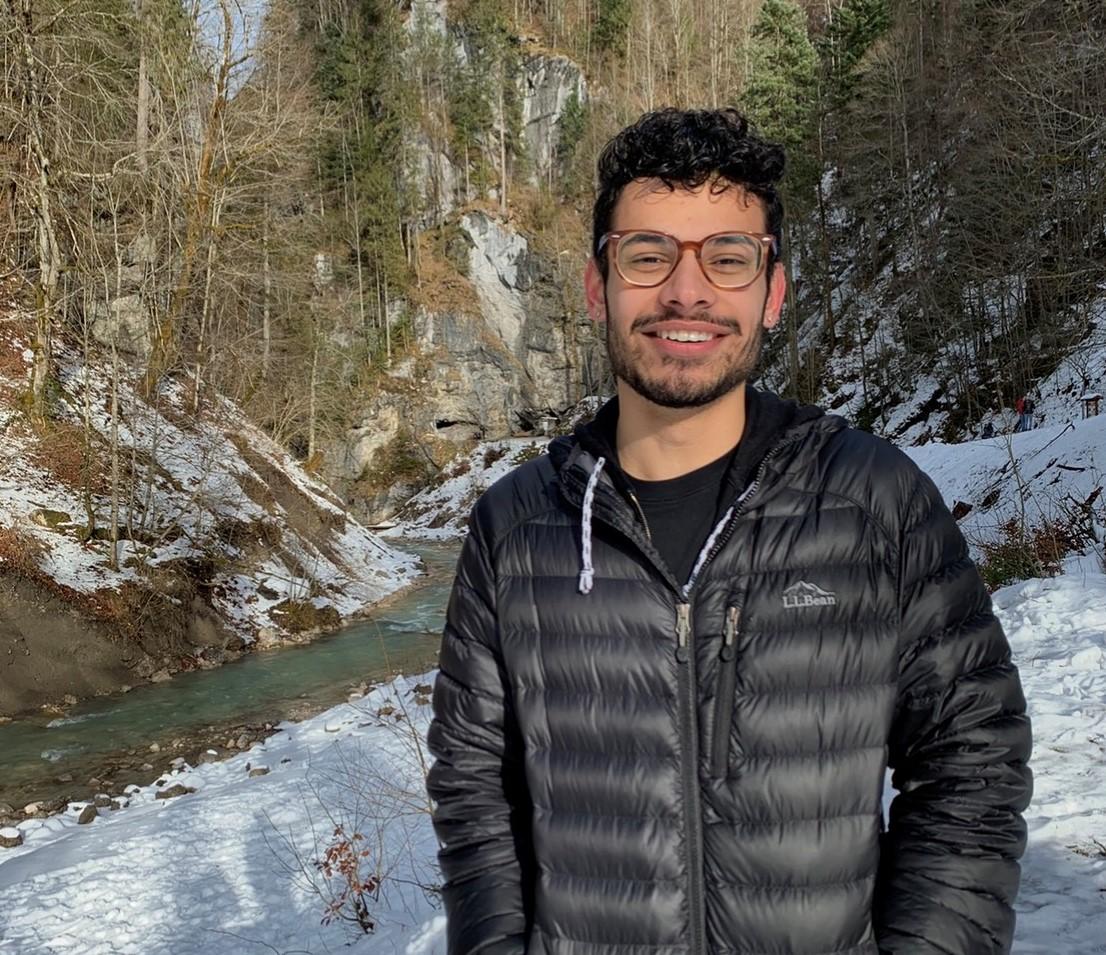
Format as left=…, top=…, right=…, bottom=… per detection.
left=578, top=456, right=606, bottom=595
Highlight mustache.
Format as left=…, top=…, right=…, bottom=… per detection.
left=630, top=311, right=742, bottom=335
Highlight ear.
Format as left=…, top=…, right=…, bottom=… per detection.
left=762, top=262, right=787, bottom=329
left=584, top=257, right=607, bottom=324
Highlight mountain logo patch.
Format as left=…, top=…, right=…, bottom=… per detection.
left=782, top=581, right=837, bottom=609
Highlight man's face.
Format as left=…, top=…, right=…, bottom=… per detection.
left=585, top=179, right=786, bottom=409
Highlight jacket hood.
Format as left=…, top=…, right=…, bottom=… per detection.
left=548, top=386, right=833, bottom=595
left=549, top=385, right=827, bottom=497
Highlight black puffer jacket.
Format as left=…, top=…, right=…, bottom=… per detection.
left=427, top=394, right=1032, bottom=955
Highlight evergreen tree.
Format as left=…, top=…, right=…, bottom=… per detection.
left=592, top=0, right=632, bottom=58
left=740, top=0, right=818, bottom=165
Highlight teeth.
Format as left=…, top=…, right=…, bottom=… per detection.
left=657, top=330, right=715, bottom=342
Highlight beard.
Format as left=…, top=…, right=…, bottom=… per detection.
left=604, top=300, right=767, bottom=409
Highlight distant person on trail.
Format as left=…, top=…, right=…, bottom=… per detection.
left=427, top=108, right=1032, bottom=955
left=1015, top=395, right=1034, bottom=432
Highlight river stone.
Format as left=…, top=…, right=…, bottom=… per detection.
left=155, top=784, right=195, bottom=801
left=22, top=803, right=40, bottom=816
left=235, top=734, right=249, bottom=750
left=0, top=828, right=23, bottom=848
left=93, top=795, right=113, bottom=808
left=248, top=767, right=269, bottom=778
left=77, top=805, right=97, bottom=825
left=149, top=743, right=160, bottom=753
left=0, top=803, right=14, bottom=817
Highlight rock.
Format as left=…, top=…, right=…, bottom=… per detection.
left=413, top=683, right=433, bottom=695
left=149, top=669, right=172, bottom=683
left=149, top=743, right=160, bottom=753
left=235, top=734, right=250, bottom=750
left=55, top=773, right=73, bottom=784
left=280, top=757, right=292, bottom=764
left=90, top=293, right=152, bottom=358
left=0, top=803, right=15, bottom=817
left=0, top=828, right=23, bottom=848
left=22, top=803, right=40, bottom=816
left=141, top=762, right=154, bottom=771
left=123, top=784, right=141, bottom=795
left=77, top=805, right=97, bottom=825
left=197, top=750, right=220, bottom=765
left=248, top=767, right=269, bottom=778
left=30, top=508, right=72, bottom=529
left=520, top=53, right=587, bottom=184
left=87, top=777, right=101, bottom=789
left=154, top=784, right=195, bottom=801
left=376, top=705, right=395, bottom=718
left=170, top=757, right=187, bottom=769
left=93, top=795, right=113, bottom=809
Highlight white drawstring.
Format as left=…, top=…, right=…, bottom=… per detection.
left=682, top=481, right=757, bottom=595
left=578, top=456, right=606, bottom=595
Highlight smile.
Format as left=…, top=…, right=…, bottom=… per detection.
left=653, top=330, right=719, bottom=342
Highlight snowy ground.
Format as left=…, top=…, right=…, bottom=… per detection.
left=0, top=318, right=419, bottom=647
left=2, top=421, right=1106, bottom=953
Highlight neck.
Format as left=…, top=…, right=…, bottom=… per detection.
left=615, top=382, right=747, bottom=481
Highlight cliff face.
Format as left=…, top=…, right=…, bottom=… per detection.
left=330, top=207, right=601, bottom=522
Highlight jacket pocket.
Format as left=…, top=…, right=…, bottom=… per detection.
left=711, top=604, right=741, bottom=778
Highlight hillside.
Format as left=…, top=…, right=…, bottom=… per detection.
left=0, top=306, right=419, bottom=717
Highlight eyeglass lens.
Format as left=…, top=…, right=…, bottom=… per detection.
left=616, top=232, right=763, bottom=288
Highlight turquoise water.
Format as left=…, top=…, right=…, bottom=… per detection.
left=0, top=540, right=458, bottom=808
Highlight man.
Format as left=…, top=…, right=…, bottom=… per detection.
left=427, top=108, right=1032, bottom=955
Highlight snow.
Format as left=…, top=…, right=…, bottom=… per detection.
left=2, top=418, right=1106, bottom=952
left=382, top=437, right=550, bottom=540
left=0, top=333, right=419, bottom=644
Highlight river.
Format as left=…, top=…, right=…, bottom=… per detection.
left=0, top=539, right=459, bottom=811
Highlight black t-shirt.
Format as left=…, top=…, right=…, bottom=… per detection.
left=577, top=387, right=812, bottom=589
left=629, top=447, right=736, bottom=587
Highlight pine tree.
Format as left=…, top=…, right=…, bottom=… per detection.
left=740, top=0, right=818, bottom=162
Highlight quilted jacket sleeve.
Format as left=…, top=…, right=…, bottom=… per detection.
left=426, top=513, right=533, bottom=954
left=874, top=469, right=1033, bottom=954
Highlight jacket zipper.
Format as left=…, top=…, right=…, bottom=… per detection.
left=710, top=604, right=741, bottom=778
left=674, top=601, right=706, bottom=955
left=669, top=440, right=793, bottom=948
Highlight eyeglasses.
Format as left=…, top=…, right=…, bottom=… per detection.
left=597, top=230, right=778, bottom=290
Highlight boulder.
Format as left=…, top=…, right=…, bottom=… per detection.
left=90, top=294, right=152, bottom=358
left=154, top=784, right=196, bottom=801
left=76, top=805, right=97, bottom=825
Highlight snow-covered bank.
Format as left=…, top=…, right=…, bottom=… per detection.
left=0, top=310, right=419, bottom=714
left=2, top=566, right=1105, bottom=952
left=383, top=437, right=549, bottom=540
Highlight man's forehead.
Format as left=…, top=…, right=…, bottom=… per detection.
left=610, top=177, right=766, bottom=229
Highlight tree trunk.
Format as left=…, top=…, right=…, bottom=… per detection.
left=10, top=0, right=61, bottom=423
left=262, top=201, right=271, bottom=378
left=135, top=0, right=149, bottom=173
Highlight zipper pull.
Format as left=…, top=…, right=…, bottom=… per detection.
left=721, top=606, right=739, bottom=662
left=675, top=603, right=691, bottom=663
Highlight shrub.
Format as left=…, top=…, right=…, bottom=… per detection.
left=978, top=516, right=1087, bottom=591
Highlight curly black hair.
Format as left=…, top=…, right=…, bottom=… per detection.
left=592, top=108, right=786, bottom=276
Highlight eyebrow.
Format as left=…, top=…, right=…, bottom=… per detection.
left=621, top=232, right=671, bottom=246
left=707, top=234, right=755, bottom=245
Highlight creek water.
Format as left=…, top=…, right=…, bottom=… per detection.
left=0, top=539, right=459, bottom=810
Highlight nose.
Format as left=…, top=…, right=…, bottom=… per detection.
left=659, top=247, right=716, bottom=314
